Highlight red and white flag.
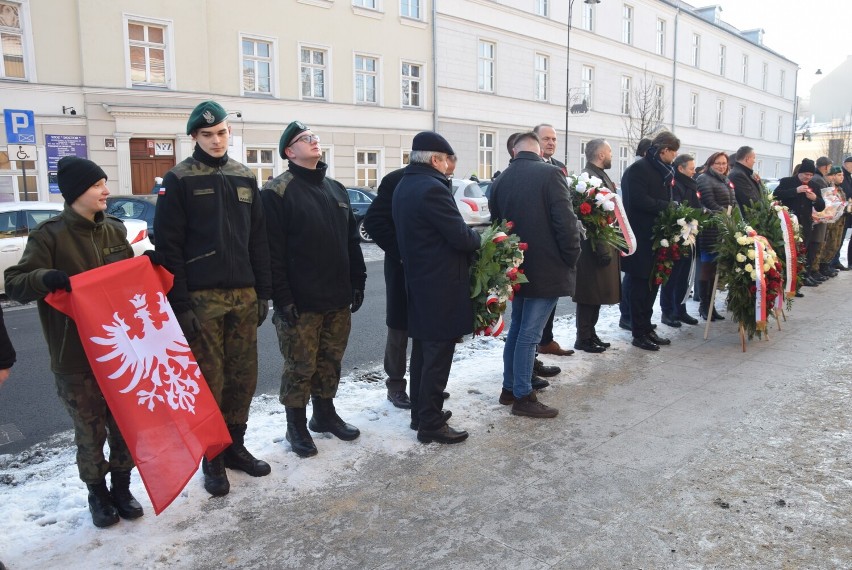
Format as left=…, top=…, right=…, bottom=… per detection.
left=46, top=256, right=231, bottom=514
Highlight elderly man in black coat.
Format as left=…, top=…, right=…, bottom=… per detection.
left=728, top=146, right=764, bottom=211
left=620, top=131, right=680, bottom=351
left=393, top=131, right=480, bottom=445
left=489, top=132, right=581, bottom=419
left=775, top=158, right=826, bottom=285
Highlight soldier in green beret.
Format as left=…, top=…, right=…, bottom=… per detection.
left=154, top=100, right=273, bottom=496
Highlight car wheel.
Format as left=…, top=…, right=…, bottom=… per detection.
left=358, top=220, right=374, bottom=243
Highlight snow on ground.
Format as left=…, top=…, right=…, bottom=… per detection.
left=0, top=302, right=624, bottom=568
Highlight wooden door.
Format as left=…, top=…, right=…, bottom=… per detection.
left=130, top=138, right=175, bottom=195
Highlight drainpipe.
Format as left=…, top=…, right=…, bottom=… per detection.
left=432, top=0, right=438, bottom=132
left=790, top=67, right=799, bottom=173
left=671, top=3, right=680, bottom=131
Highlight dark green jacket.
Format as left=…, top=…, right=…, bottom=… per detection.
left=154, top=146, right=273, bottom=314
left=4, top=206, right=132, bottom=374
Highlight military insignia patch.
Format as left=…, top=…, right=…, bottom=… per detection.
left=203, top=109, right=215, bottom=124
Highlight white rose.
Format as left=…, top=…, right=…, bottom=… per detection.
left=737, top=237, right=748, bottom=245
left=736, top=253, right=746, bottom=263
left=660, top=239, right=670, bottom=247
left=734, top=232, right=744, bottom=239
left=747, top=250, right=756, bottom=260
left=750, top=271, right=758, bottom=280
left=589, top=175, right=603, bottom=187
left=578, top=172, right=590, bottom=182
left=744, top=263, right=754, bottom=273
left=603, top=201, right=615, bottom=211
left=576, top=181, right=587, bottom=192
left=763, top=263, right=771, bottom=272
left=677, top=218, right=686, bottom=226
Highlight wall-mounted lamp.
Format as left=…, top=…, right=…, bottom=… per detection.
left=62, top=106, right=77, bottom=115
left=229, top=110, right=243, bottom=118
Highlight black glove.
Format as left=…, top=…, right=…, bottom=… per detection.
left=43, top=270, right=72, bottom=293
left=351, top=289, right=364, bottom=313
left=596, top=254, right=612, bottom=267
left=176, top=310, right=202, bottom=342
left=142, top=250, right=166, bottom=266
left=279, top=304, right=300, bottom=327
left=257, top=298, right=269, bottom=327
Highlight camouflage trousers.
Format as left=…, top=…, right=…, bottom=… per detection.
left=188, top=287, right=258, bottom=425
left=55, top=371, right=134, bottom=484
left=817, top=220, right=845, bottom=264
left=273, top=307, right=351, bottom=408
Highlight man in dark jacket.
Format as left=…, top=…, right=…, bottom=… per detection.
left=840, top=156, right=852, bottom=269
left=620, top=131, right=680, bottom=350
left=393, top=132, right=480, bottom=445
left=263, top=120, right=366, bottom=458
left=729, top=146, right=763, bottom=210
left=155, top=101, right=273, bottom=497
left=362, top=168, right=411, bottom=409
left=660, top=154, right=701, bottom=327
left=573, top=139, right=621, bottom=352
left=489, top=132, right=581, bottom=418
left=775, top=158, right=825, bottom=285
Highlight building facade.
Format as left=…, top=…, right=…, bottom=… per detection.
left=0, top=0, right=798, bottom=202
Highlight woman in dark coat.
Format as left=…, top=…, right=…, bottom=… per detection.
left=697, top=151, right=738, bottom=321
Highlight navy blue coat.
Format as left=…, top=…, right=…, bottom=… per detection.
left=393, top=163, right=480, bottom=341
left=620, top=156, right=674, bottom=278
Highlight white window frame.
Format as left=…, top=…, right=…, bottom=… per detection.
left=581, top=2, right=595, bottom=31
left=621, top=75, right=631, bottom=115
left=654, top=84, right=664, bottom=123
left=655, top=19, right=665, bottom=56
left=779, top=69, right=786, bottom=97
left=776, top=115, right=783, bottom=142
left=622, top=5, right=633, bottom=44
left=689, top=92, right=698, bottom=127
left=123, top=14, right=176, bottom=89
left=354, top=52, right=381, bottom=105
left=534, top=53, right=549, bottom=101
left=401, top=150, right=411, bottom=167
left=478, top=130, right=495, bottom=180
left=759, top=110, right=766, bottom=139
left=691, top=34, right=700, bottom=68
left=761, top=62, right=768, bottom=91
left=299, top=43, right=331, bottom=101
left=478, top=40, right=495, bottom=93
left=400, top=0, right=421, bottom=20
left=0, top=0, right=36, bottom=81
left=737, top=105, right=746, bottom=135
left=239, top=33, right=277, bottom=97
left=401, top=60, right=424, bottom=108
left=355, top=149, right=382, bottom=188
left=755, top=159, right=762, bottom=175
left=320, top=146, right=335, bottom=177
left=718, top=44, right=726, bottom=76
left=581, top=65, right=593, bottom=109
left=619, top=145, right=629, bottom=179
left=353, top=0, right=378, bottom=9
left=716, top=99, right=724, bottom=132
left=741, top=54, right=749, bottom=84
left=245, top=146, right=276, bottom=183
left=535, top=0, right=549, bottom=17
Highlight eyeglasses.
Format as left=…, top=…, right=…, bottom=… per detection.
left=289, top=134, right=320, bottom=146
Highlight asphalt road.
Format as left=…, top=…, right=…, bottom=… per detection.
left=0, top=248, right=577, bottom=456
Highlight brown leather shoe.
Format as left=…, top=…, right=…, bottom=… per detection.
left=537, top=340, right=574, bottom=356
left=499, top=389, right=514, bottom=405
left=511, top=392, right=558, bottom=418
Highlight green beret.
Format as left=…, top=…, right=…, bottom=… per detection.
left=279, top=120, right=309, bottom=158
left=829, top=165, right=842, bottom=175
left=187, top=100, right=228, bottom=135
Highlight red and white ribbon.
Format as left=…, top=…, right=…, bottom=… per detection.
left=611, top=193, right=636, bottom=256
left=777, top=209, right=798, bottom=299
left=752, top=233, right=767, bottom=331
left=484, top=314, right=505, bottom=337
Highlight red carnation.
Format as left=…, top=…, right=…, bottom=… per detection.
left=657, top=264, right=665, bottom=271
left=579, top=202, right=592, bottom=216
left=505, top=221, right=515, bottom=231
left=654, top=277, right=663, bottom=285
left=512, top=283, right=521, bottom=292
left=506, top=267, right=518, bottom=281
left=518, top=269, right=525, bottom=274
left=518, top=242, right=529, bottom=251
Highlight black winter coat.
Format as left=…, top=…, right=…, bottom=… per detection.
left=363, top=168, right=407, bottom=330
left=393, top=163, right=480, bottom=341
left=697, top=169, right=737, bottom=253
left=620, top=156, right=673, bottom=278
left=728, top=162, right=763, bottom=209
left=0, top=305, right=14, bottom=370
left=673, top=170, right=701, bottom=209
left=774, top=176, right=826, bottom=237
left=489, top=152, right=582, bottom=298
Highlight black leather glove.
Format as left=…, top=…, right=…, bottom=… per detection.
left=176, top=310, right=202, bottom=342
left=351, top=289, right=364, bottom=313
left=257, top=298, right=269, bottom=327
left=596, top=254, right=612, bottom=267
left=43, top=270, right=72, bottom=293
left=279, top=304, right=300, bottom=327
left=142, top=250, right=166, bottom=266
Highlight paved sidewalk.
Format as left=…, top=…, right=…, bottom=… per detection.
left=186, top=277, right=852, bottom=569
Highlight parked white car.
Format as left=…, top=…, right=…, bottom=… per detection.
left=0, top=201, right=153, bottom=293
left=450, top=178, right=491, bottom=226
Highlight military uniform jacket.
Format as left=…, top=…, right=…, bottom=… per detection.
left=5, top=206, right=132, bottom=374
left=262, top=161, right=367, bottom=313
left=393, top=163, right=480, bottom=341
left=154, top=146, right=273, bottom=314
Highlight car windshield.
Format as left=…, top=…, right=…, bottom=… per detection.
left=463, top=183, right=484, bottom=198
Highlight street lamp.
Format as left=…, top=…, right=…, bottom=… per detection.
left=564, top=0, right=600, bottom=167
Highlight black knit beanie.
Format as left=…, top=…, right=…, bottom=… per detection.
left=57, top=156, right=107, bottom=204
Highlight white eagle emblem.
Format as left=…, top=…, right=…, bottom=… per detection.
left=202, top=109, right=215, bottom=124
left=90, top=293, right=201, bottom=413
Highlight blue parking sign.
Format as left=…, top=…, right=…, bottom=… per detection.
left=4, top=109, right=36, bottom=144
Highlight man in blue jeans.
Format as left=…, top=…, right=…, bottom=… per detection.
left=488, top=132, right=581, bottom=418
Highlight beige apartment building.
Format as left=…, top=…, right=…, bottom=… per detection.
left=0, top=0, right=433, bottom=200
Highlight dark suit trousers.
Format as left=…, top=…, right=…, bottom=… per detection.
left=383, top=327, right=408, bottom=392
left=575, top=303, right=601, bottom=341
left=619, top=273, right=632, bottom=321
left=629, top=278, right=659, bottom=338
left=409, top=339, right=454, bottom=430
left=540, top=307, right=557, bottom=345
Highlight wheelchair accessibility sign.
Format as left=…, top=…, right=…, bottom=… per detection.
left=4, top=109, right=36, bottom=144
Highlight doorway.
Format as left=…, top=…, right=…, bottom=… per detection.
left=130, top=138, right=175, bottom=195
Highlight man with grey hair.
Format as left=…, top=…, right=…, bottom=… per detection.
left=728, top=146, right=763, bottom=210
left=572, top=138, right=620, bottom=352
left=393, top=131, right=480, bottom=444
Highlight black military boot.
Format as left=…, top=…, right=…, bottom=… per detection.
left=223, top=424, right=271, bottom=477
left=201, top=454, right=230, bottom=497
left=86, top=480, right=120, bottom=528
left=110, top=470, right=144, bottom=519
left=285, top=407, right=318, bottom=458
left=308, top=396, right=361, bottom=441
